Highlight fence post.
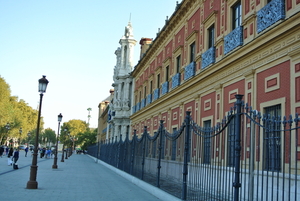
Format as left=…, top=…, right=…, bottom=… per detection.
left=117, top=135, right=121, bottom=168
left=130, top=130, right=136, bottom=175
left=182, top=111, right=191, bottom=201
left=233, top=94, right=243, bottom=201
left=141, top=126, right=147, bottom=180
left=157, top=120, right=164, bottom=188
left=123, top=132, right=128, bottom=171
left=249, top=109, right=256, bottom=201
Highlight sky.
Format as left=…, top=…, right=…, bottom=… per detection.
left=0, top=0, right=181, bottom=132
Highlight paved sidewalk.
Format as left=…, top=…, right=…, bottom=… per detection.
left=0, top=151, right=179, bottom=201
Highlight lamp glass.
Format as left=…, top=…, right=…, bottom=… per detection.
left=38, top=76, right=49, bottom=93
left=58, top=113, right=63, bottom=122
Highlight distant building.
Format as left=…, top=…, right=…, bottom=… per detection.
left=97, top=93, right=111, bottom=142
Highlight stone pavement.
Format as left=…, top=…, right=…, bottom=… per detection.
left=0, top=150, right=180, bottom=201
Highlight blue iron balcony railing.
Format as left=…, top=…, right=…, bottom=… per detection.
left=201, top=47, right=215, bottom=69
left=184, top=62, right=195, bottom=80
left=224, top=26, right=243, bottom=55
left=161, top=81, right=169, bottom=95
left=147, top=94, right=152, bottom=105
left=132, top=105, right=136, bottom=114
left=140, top=98, right=146, bottom=109
left=172, top=73, right=181, bottom=88
left=257, top=0, right=285, bottom=33
left=153, top=88, right=160, bottom=101
left=136, top=102, right=140, bottom=112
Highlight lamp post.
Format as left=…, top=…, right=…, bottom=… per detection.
left=52, top=113, right=62, bottom=169
left=65, top=132, right=70, bottom=159
left=61, top=128, right=67, bottom=162
left=26, top=75, right=49, bottom=189
left=19, top=128, right=22, bottom=147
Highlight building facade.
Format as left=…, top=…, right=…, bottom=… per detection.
left=130, top=0, right=300, bottom=168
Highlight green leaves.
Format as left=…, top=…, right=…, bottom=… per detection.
left=0, top=76, right=41, bottom=145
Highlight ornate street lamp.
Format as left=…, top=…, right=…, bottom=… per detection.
left=61, top=128, right=68, bottom=162
left=65, top=132, right=70, bottom=159
left=26, top=75, right=49, bottom=189
left=52, top=113, right=62, bottom=169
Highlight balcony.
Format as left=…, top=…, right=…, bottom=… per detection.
left=172, top=73, right=181, bottom=89
left=132, top=105, right=136, bottom=114
left=140, top=98, right=146, bottom=109
left=147, top=94, right=152, bottom=105
left=201, top=47, right=215, bottom=69
left=257, top=0, right=285, bottom=33
left=161, top=81, right=169, bottom=95
left=184, top=62, right=195, bottom=80
left=153, top=88, right=160, bottom=101
left=136, top=102, right=140, bottom=112
left=224, top=26, right=243, bottom=55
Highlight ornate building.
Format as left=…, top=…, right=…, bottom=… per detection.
left=130, top=0, right=300, bottom=168
left=106, top=22, right=137, bottom=142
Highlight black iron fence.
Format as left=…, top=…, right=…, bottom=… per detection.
left=88, top=95, right=300, bottom=201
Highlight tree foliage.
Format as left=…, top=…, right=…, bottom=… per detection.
left=77, top=128, right=97, bottom=150
left=0, top=76, right=43, bottom=145
left=40, top=128, right=56, bottom=146
left=59, top=119, right=96, bottom=149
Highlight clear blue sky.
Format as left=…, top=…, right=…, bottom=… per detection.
left=0, top=0, right=180, bottom=132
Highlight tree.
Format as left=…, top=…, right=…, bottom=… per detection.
left=0, top=76, right=43, bottom=145
left=40, top=128, right=56, bottom=147
left=60, top=119, right=89, bottom=148
left=77, top=128, right=97, bottom=150
left=87, top=108, right=92, bottom=126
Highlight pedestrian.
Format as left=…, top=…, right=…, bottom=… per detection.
left=13, top=148, right=19, bottom=164
left=13, top=148, right=19, bottom=169
left=25, top=146, right=28, bottom=157
left=5, top=147, right=9, bottom=156
left=0, top=146, right=4, bottom=157
left=7, top=147, right=13, bottom=166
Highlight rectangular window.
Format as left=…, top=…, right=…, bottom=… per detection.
left=227, top=115, right=235, bottom=167
left=157, top=74, right=160, bottom=88
left=144, top=86, right=147, bottom=98
left=232, top=2, right=241, bottom=30
left=190, top=42, right=195, bottom=62
left=203, top=120, right=211, bottom=164
left=208, top=25, right=215, bottom=48
left=150, top=81, right=153, bottom=93
left=176, top=55, right=181, bottom=73
left=139, top=91, right=142, bottom=102
left=264, top=104, right=281, bottom=172
left=165, top=66, right=169, bottom=81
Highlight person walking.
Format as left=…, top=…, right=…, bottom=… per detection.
left=0, top=146, right=4, bottom=157
left=7, top=147, right=13, bottom=166
left=25, top=146, right=28, bottom=157
left=12, top=148, right=19, bottom=169
left=5, top=147, right=9, bottom=156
